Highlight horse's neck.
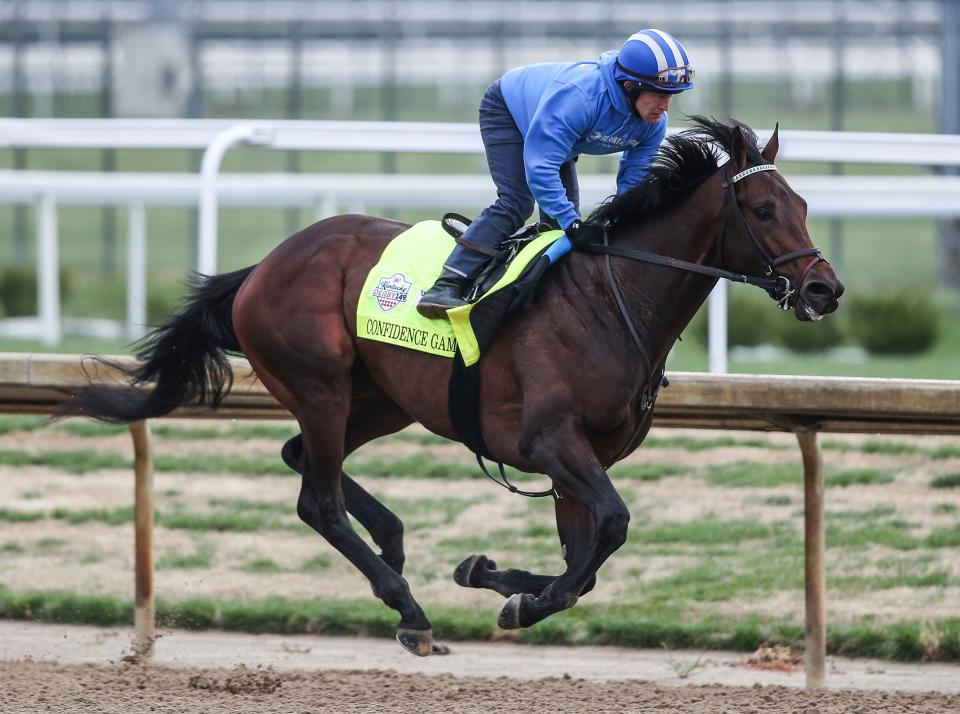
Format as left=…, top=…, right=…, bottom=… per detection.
left=612, top=173, right=724, bottom=366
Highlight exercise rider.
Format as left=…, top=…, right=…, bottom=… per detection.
left=417, top=29, right=696, bottom=319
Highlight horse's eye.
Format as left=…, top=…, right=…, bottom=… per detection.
left=753, top=205, right=773, bottom=221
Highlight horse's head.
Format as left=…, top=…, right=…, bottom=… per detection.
left=720, top=123, right=844, bottom=321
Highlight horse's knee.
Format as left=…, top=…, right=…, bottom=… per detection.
left=297, top=493, right=346, bottom=540
left=281, top=434, right=305, bottom=473
left=597, top=504, right=630, bottom=552
left=579, top=574, right=597, bottom=597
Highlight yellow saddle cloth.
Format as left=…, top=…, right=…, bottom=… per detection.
left=357, top=220, right=562, bottom=362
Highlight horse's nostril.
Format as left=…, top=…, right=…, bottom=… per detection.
left=800, top=280, right=843, bottom=300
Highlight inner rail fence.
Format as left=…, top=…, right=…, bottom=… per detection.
left=2, top=119, right=960, bottom=368
left=2, top=352, right=959, bottom=688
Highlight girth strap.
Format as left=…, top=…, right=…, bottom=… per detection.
left=476, top=453, right=555, bottom=498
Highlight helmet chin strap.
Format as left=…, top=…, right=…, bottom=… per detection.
left=620, top=82, right=643, bottom=118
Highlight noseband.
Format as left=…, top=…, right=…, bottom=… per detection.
left=718, top=163, right=823, bottom=309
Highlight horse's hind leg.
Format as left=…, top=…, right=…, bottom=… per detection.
left=283, top=433, right=405, bottom=575
left=455, top=495, right=597, bottom=599
left=296, top=414, right=432, bottom=655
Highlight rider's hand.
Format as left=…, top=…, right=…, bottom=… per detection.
left=565, top=219, right=604, bottom=248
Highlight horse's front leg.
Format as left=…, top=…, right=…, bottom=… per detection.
left=497, top=417, right=629, bottom=629
left=454, top=496, right=597, bottom=599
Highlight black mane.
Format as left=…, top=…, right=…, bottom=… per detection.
left=587, top=116, right=764, bottom=235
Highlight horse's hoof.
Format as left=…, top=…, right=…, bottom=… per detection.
left=431, top=642, right=451, bottom=655
left=396, top=627, right=433, bottom=657
left=454, top=554, right=488, bottom=588
left=497, top=593, right=525, bottom=630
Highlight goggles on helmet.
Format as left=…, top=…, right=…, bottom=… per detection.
left=617, top=61, right=695, bottom=89
left=652, top=65, right=695, bottom=88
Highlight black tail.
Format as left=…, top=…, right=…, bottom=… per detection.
left=58, top=266, right=256, bottom=423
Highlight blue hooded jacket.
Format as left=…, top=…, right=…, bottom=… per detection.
left=499, top=50, right=667, bottom=231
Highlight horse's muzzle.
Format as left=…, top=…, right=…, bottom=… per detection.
left=796, top=274, right=844, bottom=321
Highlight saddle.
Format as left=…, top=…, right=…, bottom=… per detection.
left=440, top=213, right=554, bottom=302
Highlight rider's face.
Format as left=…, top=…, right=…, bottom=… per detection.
left=633, top=89, right=673, bottom=123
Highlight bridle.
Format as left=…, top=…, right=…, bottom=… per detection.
left=583, top=160, right=827, bottom=387
left=716, top=163, right=824, bottom=310
left=587, top=161, right=824, bottom=312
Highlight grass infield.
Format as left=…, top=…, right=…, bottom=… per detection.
left=0, top=586, right=957, bottom=662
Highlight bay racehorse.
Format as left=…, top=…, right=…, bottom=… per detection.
left=60, top=117, right=843, bottom=656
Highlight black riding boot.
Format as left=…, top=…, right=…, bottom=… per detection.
left=417, top=268, right=469, bottom=319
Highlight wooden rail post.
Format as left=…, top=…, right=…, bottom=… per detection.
left=129, top=420, right=155, bottom=658
left=796, top=427, right=826, bottom=688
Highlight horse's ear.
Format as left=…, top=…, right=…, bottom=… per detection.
left=729, top=125, right=748, bottom=171
left=761, top=123, right=780, bottom=163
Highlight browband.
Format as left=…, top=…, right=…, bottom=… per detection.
left=728, top=164, right=778, bottom=184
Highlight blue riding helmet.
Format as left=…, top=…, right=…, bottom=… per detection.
left=615, top=29, right=695, bottom=93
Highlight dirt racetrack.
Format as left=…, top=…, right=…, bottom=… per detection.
left=3, top=659, right=960, bottom=714
left=2, top=622, right=959, bottom=713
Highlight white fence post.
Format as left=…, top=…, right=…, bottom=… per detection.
left=37, top=193, right=61, bottom=346
left=127, top=202, right=148, bottom=340
left=198, top=124, right=276, bottom=276
left=708, top=282, right=728, bottom=374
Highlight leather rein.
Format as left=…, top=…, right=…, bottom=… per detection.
left=587, top=162, right=824, bottom=313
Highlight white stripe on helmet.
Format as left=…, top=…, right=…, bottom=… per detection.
left=628, top=32, right=669, bottom=72
left=648, top=29, right=684, bottom=68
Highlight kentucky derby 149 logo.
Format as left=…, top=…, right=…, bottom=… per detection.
left=371, top=272, right=413, bottom=311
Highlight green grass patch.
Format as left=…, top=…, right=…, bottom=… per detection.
left=55, top=421, right=127, bottom=437
left=157, top=510, right=269, bottom=533
left=155, top=453, right=294, bottom=476
left=0, top=416, right=46, bottom=436
left=151, top=423, right=300, bottom=442
left=707, top=463, right=895, bottom=488
left=345, top=454, right=474, bottom=480
left=859, top=440, right=923, bottom=455
left=0, top=448, right=296, bottom=477
left=609, top=462, right=687, bottom=481
left=706, top=462, right=800, bottom=487
left=832, top=572, right=951, bottom=590
left=827, top=469, right=895, bottom=487
left=0, top=449, right=130, bottom=474
left=0, top=508, right=45, bottom=523
left=241, top=557, right=284, bottom=574
left=52, top=506, right=133, bottom=526
left=385, top=430, right=455, bottom=446
left=378, top=495, right=486, bottom=525
left=931, top=473, right=960, bottom=489
left=0, top=585, right=957, bottom=661
left=156, top=542, right=216, bottom=570
left=926, top=525, right=960, bottom=548
left=934, top=503, right=957, bottom=515
left=635, top=518, right=785, bottom=546
left=827, top=522, right=920, bottom=550
left=35, top=538, right=67, bottom=549
left=757, top=495, right=793, bottom=506
left=826, top=506, right=896, bottom=521
left=301, top=554, right=332, bottom=571
left=930, top=445, right=960, bottom=459
left=643, top=435, right=784, bottom=451
left=207, top=498, right=291, bottom=515
left=0, top=542, right=24, bottom=553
